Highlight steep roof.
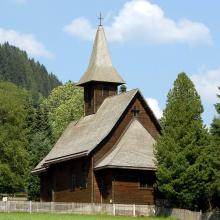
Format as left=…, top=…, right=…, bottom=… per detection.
left=33, top=89, right=138, bottom=173
left=95, top=119, right=156, bottom=171
left=77, top=26, right=125, bottom=86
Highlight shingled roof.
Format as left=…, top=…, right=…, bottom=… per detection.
left=33, top=89, right=138, bottom=173
left=77, top=26, right=125, bottom=86
left=95, top=119, right=156, bottom=171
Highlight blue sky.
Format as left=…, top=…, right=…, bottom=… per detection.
left=1, top=0, right=220, bottom=125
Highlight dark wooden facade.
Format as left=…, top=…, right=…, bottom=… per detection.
left=83, top=82, right=118, bottom=116
left=38, top=24, right=160, bottom=205
left=40, top=92, right=159, bottom=205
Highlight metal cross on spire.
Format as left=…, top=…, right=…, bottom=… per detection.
left=98, top=13, right=104, bottom=26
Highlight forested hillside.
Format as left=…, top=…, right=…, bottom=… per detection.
left=0, top=43, right=82, bottom=200
left=0, top=43, right=61, bottom=97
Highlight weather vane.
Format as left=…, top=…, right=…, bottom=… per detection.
left=98, top=12, right=104, bottom=26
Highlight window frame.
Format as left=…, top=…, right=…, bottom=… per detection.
left=138, top=175, right=153, bottom=189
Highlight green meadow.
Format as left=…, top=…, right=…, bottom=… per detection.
left=0, top=213, right=178, bottom=220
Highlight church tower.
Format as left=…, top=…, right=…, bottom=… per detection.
left=77, top=24, right=125, bottom=116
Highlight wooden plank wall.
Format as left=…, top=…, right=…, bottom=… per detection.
left=84, top=82, right=117, bottom=116
left=40, top=171, right=52, bottom=202
left=94, top=83, right=117, bottom=113
left=41, top=92, right=160, bottom=204
left=92, top=93, right=160, bottom=204
left=41, top=157, right=92, bottom=203
left=112, top=170, right=155, bottom=205
left=93, top=93, right=159, bottom=165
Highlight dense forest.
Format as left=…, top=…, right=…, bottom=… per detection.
left=0, top=43, right=83, bottom=200
left=0, top=43, right=61, bottom=98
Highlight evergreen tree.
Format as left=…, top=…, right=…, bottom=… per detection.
left=0, top=82, right=29, bottom=193
left=28, top=82, right=83, bottom=199
left=155, top=73, right=209, bottom=210
left=208, top=87, right=220, bottom=209
left=0, top=43, right=61, bottom=97
left=210, top=87, right=220, bottom=137
left=27, top=105, right=53, bottom=200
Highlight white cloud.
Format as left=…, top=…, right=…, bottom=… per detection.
left=0, top=28, right=53, bottom=58
left=64, top=0, right=211, bottom=45
left=63, top=17, right=95, bottom=41
left=191, top=67, right=220, bottom=103
left=146, top=97, right=163, bottom=119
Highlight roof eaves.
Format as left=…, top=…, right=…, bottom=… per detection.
left=76, top=79, right=125, bottom=86
left=44, top=151, right=88, bottom=166
left=94, top=165, right=156, bottom=171
left=31, top=167, right=47, bottom=175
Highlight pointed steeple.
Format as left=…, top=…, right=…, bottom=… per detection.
left=77, top=26, right=125, bottom=86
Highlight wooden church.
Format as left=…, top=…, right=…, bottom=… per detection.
left=33, top=23, right=161, bottom=205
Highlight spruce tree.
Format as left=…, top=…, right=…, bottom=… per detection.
left=208, top=87, right=220, bottom=209
left=27, top=106, right=53, bottom=200
left=155, top=73, right=209, bottom=210
left=210, top=87, right=220, bottom=137
left=0, top=43, right=61, bottom=97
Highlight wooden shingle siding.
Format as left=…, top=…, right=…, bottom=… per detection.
left=92, top=94, right=159, bottom=204
left=93, top=93, right=159, bottom=166
left=34, top=90, right=138, bottom=172
left=77, top=26, right=125, bottom=86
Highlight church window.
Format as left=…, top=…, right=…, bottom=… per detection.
left=139, top=175, right=153, bottom=189
left=70, top=163, right=87, bottom=190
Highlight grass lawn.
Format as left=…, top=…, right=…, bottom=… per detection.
left=0, top=213, right=178, bottom=220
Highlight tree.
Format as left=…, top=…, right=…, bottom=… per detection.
left=119, top=84, right=127, bottom=93
left=27, top=82, right=83, bottom=199
left=210, top=87, right=220, bottom=137
left=42, top=81, right=84, bottom=141
left=154, top=73, right=209, bottom=210
left=0, top=43, right=61, bottom=97
left=27, top=105, right=53, bottom=200
left=208, top=87, right=220, bottom=209
left=0, top=82, right=29, bottom=193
